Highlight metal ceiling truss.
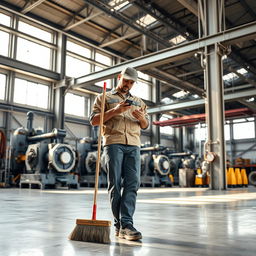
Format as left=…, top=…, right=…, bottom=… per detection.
left=21, top=0, right=46, bottom=14
left=64, top=5, right=103, bottom=31
left=73, top=21, right=256, bottom=87
left=148, top=87, right=256, bottom=115
left=83, top=0, right=171, bottom=47
left=180, top=0, right=256, bottom=80
left=132, top=0, right=196, bottom=41
left=99, top=11, right=146, bottom=47
left=240, top=0, right=256, bottom=20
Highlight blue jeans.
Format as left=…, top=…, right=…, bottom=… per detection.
left=104, top=144, right=141, bottom=228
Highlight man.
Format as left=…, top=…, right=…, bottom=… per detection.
left=90, top=67, right=149, bottom=241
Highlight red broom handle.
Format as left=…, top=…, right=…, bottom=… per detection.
left=92, top=82, right=107, bottom=220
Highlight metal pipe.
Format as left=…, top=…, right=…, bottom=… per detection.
left=27, top=128, right=66, bottom=142
left=26, top=111, right=34, bottom=133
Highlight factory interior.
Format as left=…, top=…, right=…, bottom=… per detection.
left=0, top=0, right=256, bottom=255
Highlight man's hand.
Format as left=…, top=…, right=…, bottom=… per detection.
left=114, top=101, right=132, bottom=114
left=132, top=108, right=148, bottom=129
left=132, top=108, right=145, bottom=121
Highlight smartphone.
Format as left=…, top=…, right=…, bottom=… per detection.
left=125, top=99, right=133, bottom=106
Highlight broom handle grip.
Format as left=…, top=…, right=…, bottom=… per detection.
left=92, top=82, right=107, bottom=220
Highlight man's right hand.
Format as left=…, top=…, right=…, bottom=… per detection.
left=114, top=101, right=132, bottom=114
left=91, top=101, right=132, bottom=126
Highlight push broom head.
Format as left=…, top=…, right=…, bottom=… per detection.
left=69, top=219, right=111, bottom=244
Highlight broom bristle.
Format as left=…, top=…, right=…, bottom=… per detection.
left=69, top=219, right=111, bottom=244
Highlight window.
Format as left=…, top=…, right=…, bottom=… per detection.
left=233, top=118, right=255, bottom=139
left=95, top=52, right=112, bottom=66
left=95, top=65, right=112, bottom=89
left=169, top=35, right=186, bottom=45
left=137, top=14, right=157, bottom=27
left=195, top=124, right=207, bottom=141
left=130, top=80, right=151, bottom=100
left=173, top=90, right=189, bottom=99
left=66, top=40, right=92, bottom=78
left=16, top=38, right=52, bottom=69
left=0, top=31, right=9, bottom=57
left=66, top=55, right=91, bottom=77
left=67, top=40, right=91, bottom=58
left=0, top=12, right=11, bottom=26
left=94, top=51, right=112, bottom=88
left=109, top=0, right=129, bottom=11
left=65, top=92, right=89, bottom=117
left=223, top=68, right=248, bottom=82
left=0, top=74, right=6, bottom=100
left=14, top=78, right=49, bottom=109
left=18, top=21, right=52, bottom=42
left=159, top=115, right=174, bottom=135
left=138, top=71, right=150, bottom=81
left=224, top=123, right=230, bottom=140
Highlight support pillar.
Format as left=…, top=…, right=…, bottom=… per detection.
left=53, top=33, right=66, bottom=130
left=151, top=79, right=161, bottom=145
left=204, top=0, right=227, bottom=189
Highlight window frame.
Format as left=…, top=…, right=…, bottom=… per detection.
left=13, top=75, right=51, bottom=110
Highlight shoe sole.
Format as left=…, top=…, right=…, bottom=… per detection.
left=119, top=234, right=142, bottom=241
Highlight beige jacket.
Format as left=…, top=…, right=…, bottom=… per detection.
left=90, top=88, right=149, bottom=146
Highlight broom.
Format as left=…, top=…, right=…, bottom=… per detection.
left=69, top=82, right=111, bottom=243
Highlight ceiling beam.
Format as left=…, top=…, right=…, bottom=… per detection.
left=0, top=55, right=60, bottom=81
left=64, top=11, right=103, bottom=31
left=147, top=88, right=256, bottom=114
left=133, top=0, right=196, bottom=40
left=238, top=99, right=256, bottom=111
left=21, top=0, right=47, bottom=14
left=177, top=0, right=198, bottom=17
left=73, top=21, right=256, bottom=88
left=100, top=31, right=140, bottom=47
left=84, top=0, right=171, bottom=47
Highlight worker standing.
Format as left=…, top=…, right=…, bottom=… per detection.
left=90, top=67, right=149, bottom=241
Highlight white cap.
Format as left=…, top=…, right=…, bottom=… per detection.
left=121, top=67, right=138, bottom=82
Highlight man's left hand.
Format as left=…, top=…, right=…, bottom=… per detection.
left=132, top=108, right=145, bottom=121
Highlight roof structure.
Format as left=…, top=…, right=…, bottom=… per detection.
left=1, top=0, right=256, bottom=116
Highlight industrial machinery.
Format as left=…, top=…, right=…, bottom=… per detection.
left=0, top=129, right=7, bottom=187
left=167, top=152, right=198, bottom=186
left=248, top=171, right=256, bottom=186
left=10, top=112, right=78, bottom=189
left=140, top=145, right=172, bottom=187
left=76, top=136, right=107, bottom=187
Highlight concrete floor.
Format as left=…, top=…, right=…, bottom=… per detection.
left=1, top=187, right=256, bottom=256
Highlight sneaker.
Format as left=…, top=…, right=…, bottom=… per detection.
left=119, top=224, right=142, bottom=241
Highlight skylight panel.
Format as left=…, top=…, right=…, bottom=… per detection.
left=237, top=68, right=247, bottom=75
left=137, top=14, right=157, bottom=27
left=223, top=72, right=238, bottom=81
left=109, top=0, right=129, bottom=11
left=169, top=35, right=186, bottom=45
left=223, top=68, right=247, bottom=81
left=173, top=90, right=189, bottom=98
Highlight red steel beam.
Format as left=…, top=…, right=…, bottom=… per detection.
left=153, top=108, right=255, bottom=127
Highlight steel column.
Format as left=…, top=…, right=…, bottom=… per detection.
left=151, top=79, right=161, bottom=145
left=204, top=0, right=226, bottom=190
left=229, top=120, right=235, bottom=165
left=53, top=33, right=66, bottom=130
